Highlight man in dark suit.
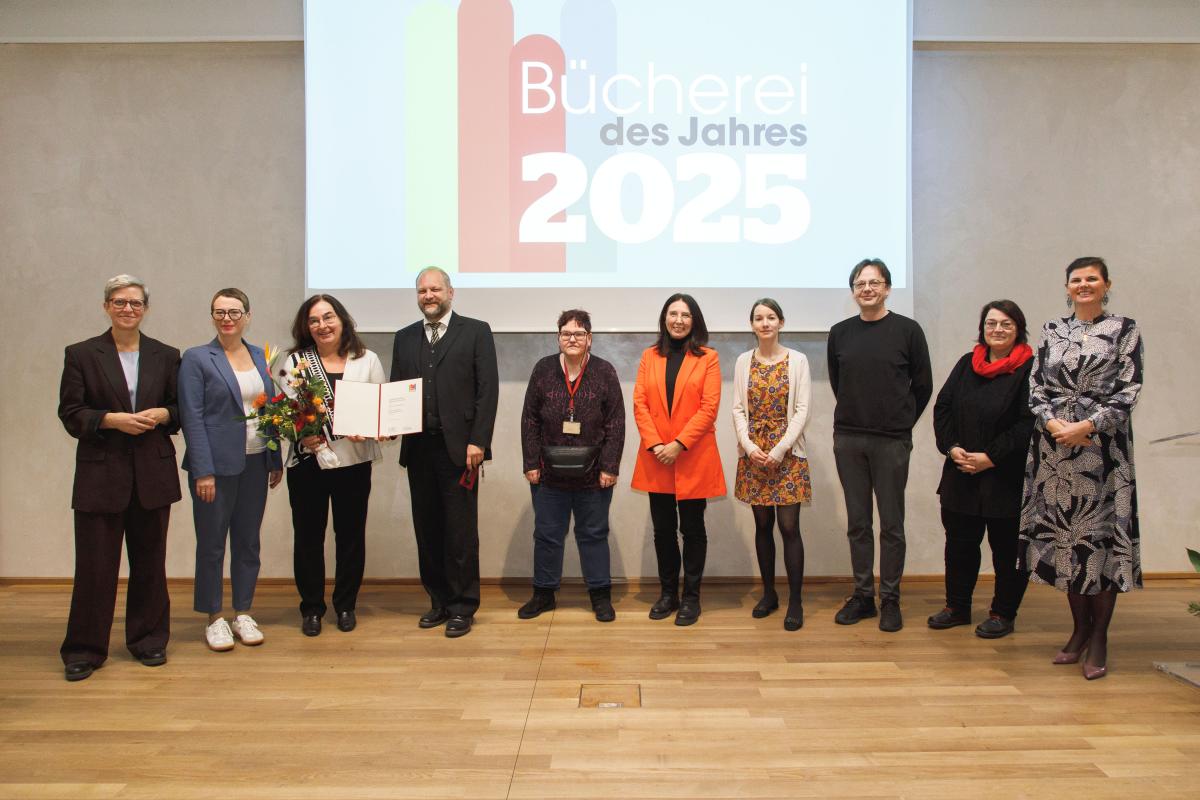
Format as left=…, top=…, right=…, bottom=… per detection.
left=390, top=266, right=498, bottom=637
left=57, top=275, right=183, bottom=681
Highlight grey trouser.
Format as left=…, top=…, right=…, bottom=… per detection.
left=832, top=432, right=912, bottom=601
left=191, top=452, right=269, bottom=614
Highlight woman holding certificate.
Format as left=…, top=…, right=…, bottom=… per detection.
left=278, top=295, right=387, bottom=636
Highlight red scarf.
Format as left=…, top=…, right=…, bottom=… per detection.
left=971, top=343, right=1032, bottom=378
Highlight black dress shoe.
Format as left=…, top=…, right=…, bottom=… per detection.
left=675, top=599, right=701, bottom=626
left=301, top=614, right=322, bottom=637
left=64, top=661, right=94, bottom=682
left=974, top=613, right=1014, bottom=639
left=783, top=609, right=804, bottom=631
left=336, top=610, right=357, bottom=632
left=927, top=606, right=971, bottom=630
left=648, top=593, right=679, bottom=620
left=752, top=594, right=779, bottom=618
left=419, top=607, right=450, bottom=629
left=138, top=648, right=167, bottom=667
left=444, top=615, right=473, bottom=638
left=517, top=589, right=557, bottom=619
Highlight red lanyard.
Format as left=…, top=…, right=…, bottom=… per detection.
left=561, top=354, right=589, bottom=420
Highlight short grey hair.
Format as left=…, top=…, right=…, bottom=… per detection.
left=415, top=266, right=452, bottom=290
left=104, top=274, right=149, bottom=305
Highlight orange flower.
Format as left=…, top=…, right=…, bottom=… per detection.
left=313, top=397, right=325, bottom=408
left=251, top=392, right=267, bottom=409
left=305, top=413, right=318, bottom=424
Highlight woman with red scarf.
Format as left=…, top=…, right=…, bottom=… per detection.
left=927, top=300, right=1034, bottom=639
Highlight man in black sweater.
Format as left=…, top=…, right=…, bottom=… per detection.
left=827, top=259, right=932, bottom=632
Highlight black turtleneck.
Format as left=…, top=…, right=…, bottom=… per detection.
left=665, top=336, right=687, bottom=415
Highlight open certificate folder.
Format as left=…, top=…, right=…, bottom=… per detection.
left=332, top=379, right=423, bottom=438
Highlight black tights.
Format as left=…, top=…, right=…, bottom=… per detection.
left=752, top=504, right=804, bottom=613
left=1064, top=589, right=1119, bottom=666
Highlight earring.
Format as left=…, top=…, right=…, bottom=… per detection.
left=1102, top=292, right=1110, bottom=306
left=1066, top=296, right=1073, bottom=310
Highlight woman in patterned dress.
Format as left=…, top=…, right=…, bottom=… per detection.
left=1019, top=257, right=1143, bottom=680
left=731, top=299, right=813, bottom=630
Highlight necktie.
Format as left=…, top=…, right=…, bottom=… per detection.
left=427, top=322, right=441, bottom=345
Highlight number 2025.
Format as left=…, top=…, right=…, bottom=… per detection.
left=519, top=152, right=811, bottom=245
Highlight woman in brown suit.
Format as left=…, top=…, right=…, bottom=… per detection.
left=57, top=275, right=183, bottom=682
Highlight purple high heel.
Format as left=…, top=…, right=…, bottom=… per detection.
left=1053, top=639, right=1089, bottom=665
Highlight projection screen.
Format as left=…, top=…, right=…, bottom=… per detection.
left=305, top=0, right=912, bottom=331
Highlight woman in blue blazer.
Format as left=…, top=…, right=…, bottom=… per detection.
left=179, top=288, right=282, bottom=652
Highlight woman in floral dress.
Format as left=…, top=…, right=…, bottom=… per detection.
left=1019, top=257, right=1143, bottom=680
left=732, top=299, right=813, bottom=630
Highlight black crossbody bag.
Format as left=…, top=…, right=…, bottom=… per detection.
left=541, top=445, right=601, bottom=478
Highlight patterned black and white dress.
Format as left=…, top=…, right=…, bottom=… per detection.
left=1018, top=314, right=1143, bottom=594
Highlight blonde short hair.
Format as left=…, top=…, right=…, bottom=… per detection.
left=104, top=274, right=149, bottom=305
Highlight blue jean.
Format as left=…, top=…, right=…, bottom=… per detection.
left=191, top=452, right=269, bottom=614
left=530, top=484, right=613, bottom=590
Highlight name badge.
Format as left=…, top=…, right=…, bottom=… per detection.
left=562, top=420, right=581, bottom=435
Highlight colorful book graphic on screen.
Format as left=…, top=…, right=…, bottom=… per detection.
left=305, top=0, right=910, bottom=290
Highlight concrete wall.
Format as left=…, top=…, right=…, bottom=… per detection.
left=2, top=39, right=1198, bottom=579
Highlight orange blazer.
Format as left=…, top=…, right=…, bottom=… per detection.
left=631, top=345, right=727, bottom=500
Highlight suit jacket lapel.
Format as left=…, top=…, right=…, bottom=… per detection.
left=432, top=315, right=463, bottom=368
left=95, top=331, right=132, bottom=412
left=672, top=351, right=700, bottom=415
left=654, top=351, right=669, bottom=415
left=208, top=339, right=242, bottom=409
left=134, top=335, right=155, bottom=412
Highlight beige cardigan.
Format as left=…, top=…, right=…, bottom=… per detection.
left=731, top=348, right=811, bottom=462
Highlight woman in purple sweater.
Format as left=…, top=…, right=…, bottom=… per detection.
left=518, top=309, right=626, bottom=622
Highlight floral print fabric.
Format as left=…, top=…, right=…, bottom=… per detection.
left=1018, top=314, right=1143, bottom=594
left=734, top=356, right=812, bottom=506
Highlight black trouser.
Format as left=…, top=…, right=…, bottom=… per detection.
left=287, top=456, right=372, bottom=617
left=941, top=508, right=1029, bottom=620
left=61, top=499, right=171, bottom=667
left=832, top=432, right=911, bottom=601
left=648, top=493, right=707, bottom=601
left=406, top=432, right=480, bottom=617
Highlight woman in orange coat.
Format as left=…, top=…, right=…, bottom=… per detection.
left=632, top=294, right=727, bottom=626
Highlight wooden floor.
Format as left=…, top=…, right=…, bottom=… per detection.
left=2, top=580, right=1199, bottom=800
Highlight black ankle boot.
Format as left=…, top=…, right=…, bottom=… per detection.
left=518, top=588, right=556, bottom=619
left=589, top=586, right=616, bottom=622
left=649, top=591, right=679, bottom=620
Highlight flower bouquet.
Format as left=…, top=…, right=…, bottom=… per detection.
left=240, top=351, right=341, bottom=469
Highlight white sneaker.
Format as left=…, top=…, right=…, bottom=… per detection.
left=231, top=614, right=264, bottom=646
left=205, top=618, right=235, bottom=652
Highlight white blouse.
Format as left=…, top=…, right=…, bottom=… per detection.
left=234, top=368, right=267, bottom=455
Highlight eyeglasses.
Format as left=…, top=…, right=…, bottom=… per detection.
left=984, top=320, right=1016, bottom=331
left=108, top=298, right=145, bottom=311
left=211, top=309, right=245, bottom=321
left=308, top=313, right=338, bottom=328
left=852, top=279, right=886, bottom=292
left=559, top=331, right=589, bottom=341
